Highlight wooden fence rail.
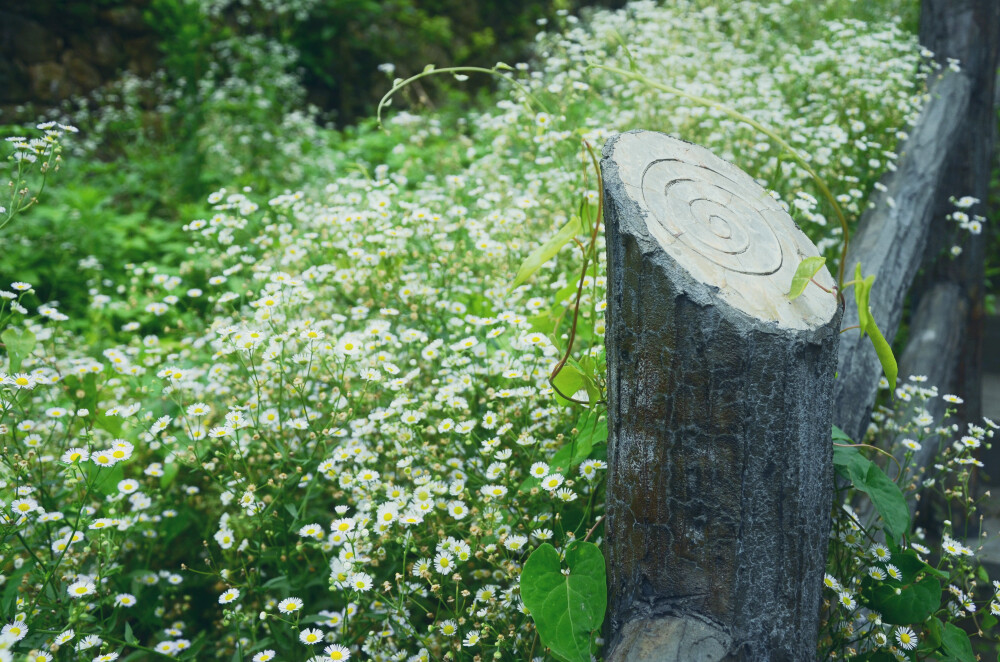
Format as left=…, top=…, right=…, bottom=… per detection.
left=831, top=69, right=970, bottom=444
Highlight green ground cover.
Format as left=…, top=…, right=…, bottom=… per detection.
left=2, top=0, right=998, bottom=660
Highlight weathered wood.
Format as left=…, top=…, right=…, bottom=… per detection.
left=602, top=130, right=841, bottom=662
left=889, top=282, right=967, bottom=492
left=853, top=283, right=968, bottom=532
left=913, top=0, right=1000, bottom=480
left=831, top=69, right=971, bottom=443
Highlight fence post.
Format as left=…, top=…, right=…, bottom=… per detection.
left=601, top=130, right=842, bottom=661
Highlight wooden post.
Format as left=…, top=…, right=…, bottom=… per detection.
left=601, top=131, right=842, bottom=661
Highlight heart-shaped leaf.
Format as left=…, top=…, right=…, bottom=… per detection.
left=832, top=425, right=853, bottom=444
left=846, top=458, right=909, bottom=544
left=864, top=574, right=940, bottom=625
left=520, top=541, right=606, bottom=662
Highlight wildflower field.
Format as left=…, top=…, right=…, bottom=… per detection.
left=2, top=0, right=999, bottom=660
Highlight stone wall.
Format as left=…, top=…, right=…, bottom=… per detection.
left=0, top=0, right=158, bottom=121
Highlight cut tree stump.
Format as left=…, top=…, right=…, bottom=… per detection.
left=601, top=130, right=842, bottom=662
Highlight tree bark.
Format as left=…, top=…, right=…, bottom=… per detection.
left=602, top=131, right=841, bottom=662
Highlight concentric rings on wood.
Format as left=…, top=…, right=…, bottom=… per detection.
left=606, top=131, right=837, bottom=330
left=641, top=158, right=783, bottom=275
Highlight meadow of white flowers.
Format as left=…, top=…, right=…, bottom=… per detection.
left=3, top=1, right=995, bottom=660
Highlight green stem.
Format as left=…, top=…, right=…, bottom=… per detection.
left=377, top=66, right=549, bottom=130
left=25, top=464, right=93, bottom=617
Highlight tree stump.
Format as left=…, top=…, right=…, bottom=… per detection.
left=601, top=130, right=842, bottom=661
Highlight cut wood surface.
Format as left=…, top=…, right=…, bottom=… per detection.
left=602, top=130, right=841, bottom=662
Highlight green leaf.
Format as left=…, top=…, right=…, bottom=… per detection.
left=509, top=216, right=581, bottom=291
left=160, top=509, right=190, bottom=545
left=888, top=546, right=948, bottom=581
left=835, top=445, right=873, bottom=485
left=852, top=461, right=909, bottom=543
left=864, top=574, right=940, bottom=625
left=160, top=463, right=181, bottom=490
left=551, top=361, right=598, bottom=407
left=576, top=410, right=608, bottom=448
left=853, top=263, right=873, bottom=338
left=527, top=312, right=556, bottom=335
left=1, top=326, right=36, bottom=373
left=832, top=425, right=853, bottom=444
left=554, top=430, right=595, bottom=471
left=890, top=544, right=951, bottom=581
left=840, top=453, right=908, bottom=542
left=124, top=621, right=138, bottom=645
left=1, top=562, right=30, bottom=614
left=866, top=315, right=898, bottom=394
left=520, top=542, right=607, bottom=662
left=787, top=256, right=826, bottom=300
left=552, top=362, right=587, bottom=407
left=85, top=463, right=125, bottom=496
left=94, top=411, right=124, bottom=436
left=923, top=617, right=944, bottom=652
left=555, top=281, right=579, bottom=305
left=982, top=612, right=997, bottom=631
left=832, top=443, right=862, bottom=468
left=941, top=622, right=975, bottom=662
left=850, top=264, right=897, bottom=392
left=262, top=575, right=291, bottom=590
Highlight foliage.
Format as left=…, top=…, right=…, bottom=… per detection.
left=0, top=1, right=995, bottom=661
left=192, top=0, right=621, bottom=125
left=2, top=18, right=334, bottom=324
left=0, top=122, right=75, bottom=231
left=520, top=541, right=606, bottom=662
left=822, top=386, right=997, bottom=661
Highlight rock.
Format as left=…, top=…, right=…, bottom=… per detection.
left=102, top=6, right=147, bottom=33
left=28, top=61, right=75, bottom=102
left=93, top=29, right=124, bottom=70
left=62, top=50, right=103, bottom=90
left=123, top=37, right=159, bottom=76
left=611, top=616, right=733, bottom=662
